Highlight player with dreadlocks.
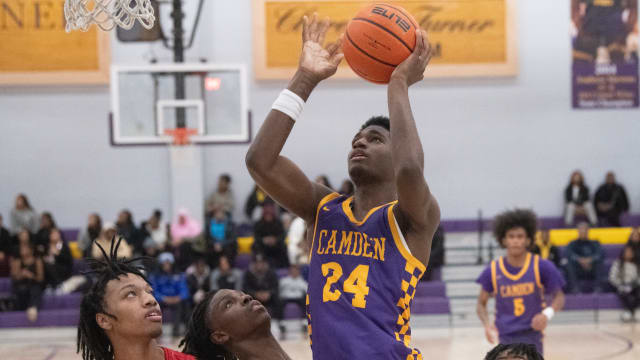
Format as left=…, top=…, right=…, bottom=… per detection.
left=77, top=236, right=194, bottom=360
left=484, top=343, right=545, bottom=360
left=181, top=289, right=291, bottom=360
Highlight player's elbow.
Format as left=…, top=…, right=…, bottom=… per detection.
left=245, top=147, right=265, bottom=175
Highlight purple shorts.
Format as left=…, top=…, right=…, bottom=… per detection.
left=500, top=330, right=543, bottom=355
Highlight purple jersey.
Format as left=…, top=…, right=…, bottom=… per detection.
left=476, top=253, right=565, bottom=336
left=307, top=193, right=426, bottom=360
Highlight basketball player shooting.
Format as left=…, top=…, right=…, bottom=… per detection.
left=476, top=209, right=566, bottom=355
left=246, top=13, right=440, bottom=359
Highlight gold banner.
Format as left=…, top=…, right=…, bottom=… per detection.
left=254, top=0, right=517, bottom=79
left=0, top=0, right=110, bottom=84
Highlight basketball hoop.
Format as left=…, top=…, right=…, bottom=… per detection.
left=64, top=0, right=156, bottom=32
left=164, top=128, right=198, bottom=146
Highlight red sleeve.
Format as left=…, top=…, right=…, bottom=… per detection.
left=163, top=347, right=195, bottom=360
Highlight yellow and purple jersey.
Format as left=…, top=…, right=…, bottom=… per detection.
left=306, top=193, right=425, bottom=360
left=476, top=253, right=565, bottom=337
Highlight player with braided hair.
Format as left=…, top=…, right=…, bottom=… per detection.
left=484, top=343, right=544, bottom=360
left=76, top=236, right=193, bottom=360
left=181, top=289, right=290, bottom=360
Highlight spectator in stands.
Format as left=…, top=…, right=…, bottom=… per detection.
left=10, top=193, right=39, bottom=235
left=423, top=225, right=445, bottom=281
left=206, top=208, right=236, bottom=267
left=92, top=223, right=133, bottom=260
left=170, top=208, right=201, bottom=248
left=206, top=174, right=235, bottom=220
left=252, top=203, right=289, bottom=269
left=608, top=245, right=640, bottom=322
left=140, top=239, right=161, bottom=275
left=315, top=175, right=333, bottom=190
left=116, top=209, right=143, bottom=255
left=532, top=230, right=562, bottom=269
left=594, top=172, right=630, bottom=227
left=277, top=263, right=308, bottom=339
left=76, top=213, right=102, bottom=258
left=564, top=171, right=597, bottom=226
left=0, top=214, right=11, bottom=276
left=150, top=252, right=190, bottom=337
left=141, top=209, right=168, bottom=253
left=339, top=179, right=355, bottom=197
left=243, top=254, right=280, bottom=323
left=170, top=208, right=202, bottom=271
left=244, top=184, right=275, bottom=222
left=36, top=212, right=57, bottom=250
left=10, top=237, right=44, bottom=322
left=210, top=255, right=244, bottom=291
left=13, top=229, right=33, bottom=257
left=287, top=216, right=308, bottom=265
left=627, top=227, right=640, bottom=266
left=484, top=343, right=544, bottom=360
left=565, top=222, right=606, bottom=293
left=186, top=257, right=210, bottom=305
left=43, top=228, right=73, bottom=291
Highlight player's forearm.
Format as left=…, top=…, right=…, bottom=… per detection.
left=246, top=71, right=317, bottom=175
left=287, top=70, right=320, bottom=102
left=550, top=290, right=565, bottom=312
left=387, top=78, right=424, bottom=175
left=476, top=301, right=491, bottom=327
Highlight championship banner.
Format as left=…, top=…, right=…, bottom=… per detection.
left=0, top=0, right=110, bottom=85
left=571, top=0, right=639, bottom=108
left=253, top=0, right=518, bottom=79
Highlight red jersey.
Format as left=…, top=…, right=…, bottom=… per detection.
left=162, top=347, right=194, bottom=360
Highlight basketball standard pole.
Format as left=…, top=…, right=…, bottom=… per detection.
left=171, top=0, right=186, bottom=129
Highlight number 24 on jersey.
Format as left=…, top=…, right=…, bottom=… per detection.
left=322, top=262, right=370, bottom=308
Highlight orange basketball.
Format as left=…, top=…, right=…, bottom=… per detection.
left=343, top=3, right=418, bottom=84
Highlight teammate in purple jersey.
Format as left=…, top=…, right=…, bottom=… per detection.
left=476, top=209, right=565, bottom=355
left=246, top=13, right=440, bottom=360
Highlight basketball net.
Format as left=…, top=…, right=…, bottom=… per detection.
left=64, top=0, right=155, bottom=32
left=164, top=128, right=198, bottom=146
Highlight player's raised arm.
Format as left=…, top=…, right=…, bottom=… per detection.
left=245, top=14, right=344, bottom=222
left=387, top=29, right=440, bottom=264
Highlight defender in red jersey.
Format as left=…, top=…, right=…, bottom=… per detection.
left=246, top=13, right=440, bottom=360
left=77, top=237, right=194, bottom=360
left=181, top=289, right=291, bottom=360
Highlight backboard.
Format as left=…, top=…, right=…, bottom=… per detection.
left=110, top=63, right=250, bottom=145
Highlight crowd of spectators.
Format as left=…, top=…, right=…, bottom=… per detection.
left=0, top=169, right=637, bottom=327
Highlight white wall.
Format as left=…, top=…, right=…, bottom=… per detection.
left=1, top=0, right=639, bottom=228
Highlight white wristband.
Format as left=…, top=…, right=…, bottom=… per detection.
left=542, top=307, right=555, bottom=320
left=272, top=89, right=305, bottom=121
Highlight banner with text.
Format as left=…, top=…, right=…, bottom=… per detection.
left=571, top=1, right=638, bottom=108
left=254, top=0, right=518, bottom=79
left=0, top=0, right=109, bottom=85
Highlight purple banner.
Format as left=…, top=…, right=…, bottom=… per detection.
left=573, top=62, right=639, bottom=108
left=571, top=1, right=638, bottom=109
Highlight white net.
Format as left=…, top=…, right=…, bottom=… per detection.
left=64, top=0, right=156, bottom=32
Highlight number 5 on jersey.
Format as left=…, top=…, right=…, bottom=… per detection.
left=514, top=297, right=525, bottom=317
left=322, top=262, right=370, bottom=308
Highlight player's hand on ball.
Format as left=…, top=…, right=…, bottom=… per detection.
left=531, top=313, right=548, bottom=331
left=390, top=29, right=432, bottom=86
left=298, top=13, right=344, bottom=84
left=484, top=324, right=499, bottom=344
